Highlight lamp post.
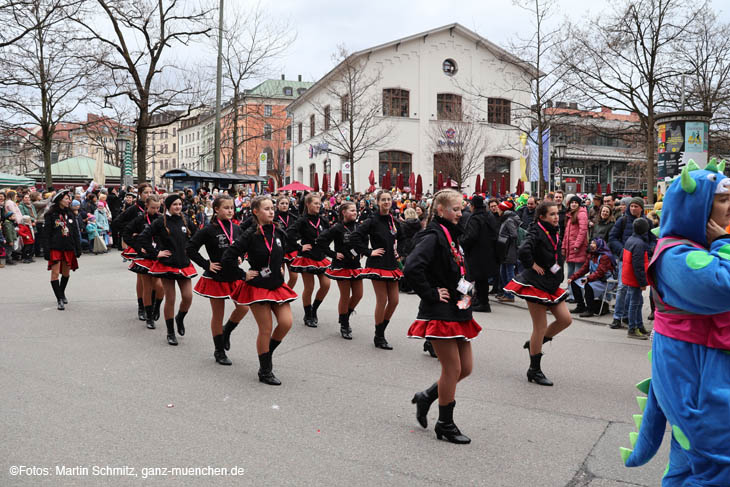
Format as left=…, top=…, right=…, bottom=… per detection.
left=553, top=135, right=567, bottom=193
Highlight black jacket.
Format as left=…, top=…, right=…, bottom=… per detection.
left=515, top=220, right=565, bottom=294
left=518, top=206, right=535, bottom=229
left=187, top=219, right=244, bottom=282
left=398, top=218, right=422, bottom=257
left=350, top=212, right=403, bottom=270
left=221, top=224, right=287, bottom=290
left=115, top=204, right=145, bottom=243
left=315, top=220, right=361, bottom=270
left=43, top=207, right=81, bottom=258
left=286, top=213, right=330, bottom=261
left=122, top=212, right=160, bottom=255
left=403, top=218, right=473, bottom=322
left=138, top=213, right=195, bottom=268
left=460, top=207, right=499, bottom=280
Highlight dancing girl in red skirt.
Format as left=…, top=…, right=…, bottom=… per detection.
left=222, top=196, right=297, bottom=385
left=43, top=190, right=81, bottom=310
left=275, top=195, right=299, bottom=289
left=315, top=201, right=363, bottom=339
left=405, top=189, right=481, bottom=444
left=139, top=194, right=198, bottom=346
left=187, top=194, right=250, bottom=365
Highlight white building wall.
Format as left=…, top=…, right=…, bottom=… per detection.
left=290, top=28, right=531, bottom=194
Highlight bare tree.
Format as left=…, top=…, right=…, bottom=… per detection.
left=0, top=0, right=69, bottom=49
left=310, top=45, right=391, bottom=191
left=216, top=4, right=294, bottom=174
left=428, top=111, right=490, bottom=190
left=559, top=0, right=701, bottom=203
left=75, top=0, right=212, bottom=183
left=0, top=0, right=100, bottom=187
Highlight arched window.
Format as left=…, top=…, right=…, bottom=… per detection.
left=484, top=156, right=511, bottom=191
left=379, top=151, right=412, bottom=182
left=437, top=94, right=462, bottom=121
left=382, top=89, right=409, bottom=117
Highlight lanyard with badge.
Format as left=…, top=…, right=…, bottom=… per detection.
left=308, top=216, right=321, bottom=237
left=278, top=214, right=289, bottom=227
left=537, top=221, right=562, bottom=274
left=259, top=225, right=274, bottom=277
left=344, top=222, right=358, bottom=258
left=440, top=224, right=474, bottom=309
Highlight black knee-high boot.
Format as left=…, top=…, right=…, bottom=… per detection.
left=522, top=335, right=553, bottom=351
left=144, top=305, right=155, bottom=329
left=312, top=299, right=322, bottom=325
left=303, top=305, right=316, bottom=327
left=51, top=280, right=64, bottom=310
left=339, top=313, right=352, bottom=339
left=165, top=318, right=177, bottom=346
left=411, top=382, right=438, bottom=428
left=258, top=352, right=281, bottom=385
left=213, top=335, right=231, bottom=365
left=59, top=275, right=69, bottom=304
left=137, top=298, right=145, bottom=321
left=527, top=353, right=553, bottom=386
left=221, top=320, right=239, bottom=351
left=434, top=401, right=471, bottom=444
left=270, top=338, right=282, bottom=354
left=153, top=296, right=163, bottom=321
left=175, top=310, right=187, bottom=336
left=374, top=319, right=392, bottom=350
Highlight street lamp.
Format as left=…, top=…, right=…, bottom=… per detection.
left=552, top=135, right=567, bottom=192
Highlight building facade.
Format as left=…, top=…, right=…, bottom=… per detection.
left=288, top=24, right=536, bottom=194
left=148, top=111, right=183, bottom=189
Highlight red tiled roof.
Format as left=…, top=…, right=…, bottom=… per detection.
left=545, top=107, right=640, bottom=123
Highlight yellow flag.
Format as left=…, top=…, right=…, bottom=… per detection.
left=519, top=133, right=528, bottom=182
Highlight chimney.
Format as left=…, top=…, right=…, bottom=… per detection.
left=600, top=106, right=612, bottom=114
left=281, top=74, right=285, bottom=80
left=298, top=74, right=302, bottom=82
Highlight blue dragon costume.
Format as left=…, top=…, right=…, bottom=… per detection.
left=621, top=158, right=730, bottom=485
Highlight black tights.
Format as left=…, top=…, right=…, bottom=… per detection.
left=570, top=281, right=596, bottom=310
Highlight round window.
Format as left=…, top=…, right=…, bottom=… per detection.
left=442, top=59, right=457, bottom=76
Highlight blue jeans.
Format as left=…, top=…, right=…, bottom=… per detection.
left=566, top=261, right=582, bottom=298
left=613, top=261, right=629, bottom=320
left=501, top=263, right=516, bottom=298
left=626, top=285, right=644, bottom=329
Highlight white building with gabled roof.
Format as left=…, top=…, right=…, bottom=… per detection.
left=287, top=23, right=538, bottom=194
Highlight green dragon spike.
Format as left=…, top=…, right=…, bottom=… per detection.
left=633, top=414, right=643, bottom=429
left=719, top=160, right=726, bottom=173
left=687, top=160, right=701, bottom=172
left=636, top=396, right=647, bottom=412
left=672, top=425, right=691, bottom=450
left=681, top=165, right=696, bottom=194
left=648, top=350, right=652, bottom=362
left=706, top=158, right=718, bottom=173
left=664, top=463, right=671, bottom=477
left=620, top=447, right=633, bottom=463
left=629, top=431, right=638, bottom=448
left=636, top=378, right=651, bottom=394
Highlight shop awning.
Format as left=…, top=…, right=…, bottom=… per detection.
left=161, top=169, right=267, bottom=184
left=0, top=172, right=35, bottom=186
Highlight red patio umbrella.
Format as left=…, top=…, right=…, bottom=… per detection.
left=475, top=174, right=481, bottom=195
left=416, top=174, right=423, bottom=199
left=334, top=171, right=342, bottom=192
left=368, top=169, right=376, bottom=193
left=446, top=176, right=452, bottom=188
left=279, top=181, right=313, bottom=192
left=500, top=174, right=507, bottom=195
left=396, top=173, right=404, bottom=191
left=596, top=182, right=602, bottom=195
left=383, top=171, right=392, bottom=190
left=491, top=179, right=497, bottom=197
left=322, top=173, right=329, bottom=192
left=606, top=183, right=611, bottom=194
left=437, top=172, right=444, bottom=190
left=313, top=173, right=320, bottom=192
left=267, top=177, right=274, bottom=192
left=577, top=182, right=581, bottom=193
left=481, top=178, right=488, bottom=194
left=409, top=172, right=415, bottom=192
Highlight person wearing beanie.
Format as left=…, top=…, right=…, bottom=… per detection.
left=621, top=218, right=651, bottom=339
left=138, top=192, right=198, bottom=346
left=43, top=190, right=81, bottom=310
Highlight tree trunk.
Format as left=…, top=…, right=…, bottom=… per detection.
left=136, top=108, right=149, bottom=183
left=43, top=132, right=53, bottom=188
left=232, top=96, right=239, bottom=174
left=646, top=112, right=655, bottom=204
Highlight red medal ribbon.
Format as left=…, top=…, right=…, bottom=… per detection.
left=308, top=216, right=321, bottom=236
left=278, top=214, right=289, bottom=227
left=218, top=219, right=234, bottom=245
left=537, top=222, right=560, bottom=263
left=259, top=225, right=274, bottom=267
left=388, top=214, right=397, bottom=235
left=145, top=213, right=151, bottom=226
left=439, top=224, right=465, bottom=277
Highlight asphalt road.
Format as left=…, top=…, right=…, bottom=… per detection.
left=0, top=251, right=669, bottom=486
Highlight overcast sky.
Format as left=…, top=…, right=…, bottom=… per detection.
left=222, top=0, right=729, bottom=86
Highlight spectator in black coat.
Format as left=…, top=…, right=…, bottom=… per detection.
left=518, top=196, right=536, bottom=229
left=460, top=195, right=499, bottom=312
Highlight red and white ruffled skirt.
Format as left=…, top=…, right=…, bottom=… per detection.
left=148, top=262, right=198, bottom=280
left=407, top=319, right=482, bottom=341
left=47, top=249, right=78, bottom=271
left=128, top=258, right=156, bottom=275
left=325, top=267, right=362, bottom=280
left=504, top=279, right=568, bottom=305
left=359, top=267, right=403, bottom=281
left=229, top=281, right=298, bottom=306
left=283, top=250, right=298, bottom=263
left=289, top=256, right=331, bottom=274
left=194, top=276, right=239, bottom=299
left=121, top=247, right=140, bottom=261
